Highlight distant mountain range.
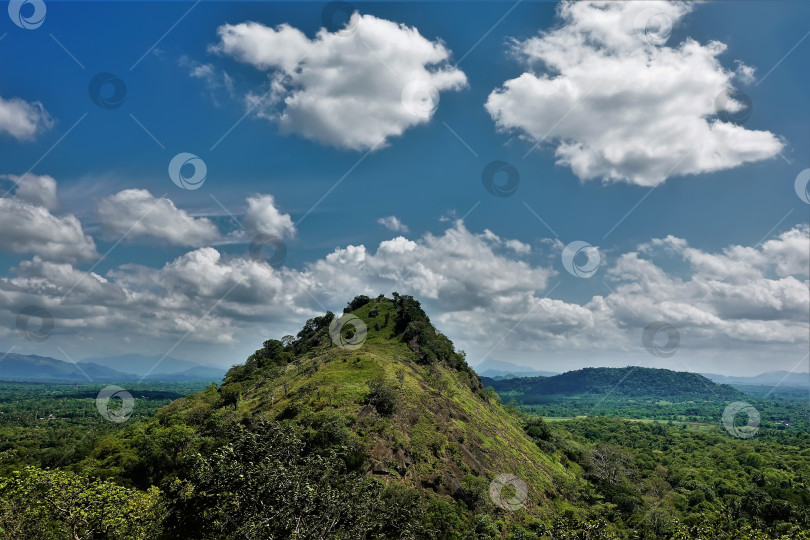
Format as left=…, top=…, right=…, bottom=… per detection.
left=0, top=353, right=225, bottom=382
left=82, top=354, right=216, bottom=378
left=701, top=371, right=809, bottom=387
left=472, top=359, right=558, bottom=379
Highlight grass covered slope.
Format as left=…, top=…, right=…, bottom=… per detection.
left=162, top=294, right=568, bottom=510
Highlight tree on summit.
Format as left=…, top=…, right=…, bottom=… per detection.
left=345, top=295, right=372, bottom=313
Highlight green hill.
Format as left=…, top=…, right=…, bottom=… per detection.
left=95, top=294, right=575, bottom=538
left=164, top=294, right=565, bottom=498
left=482, top=366, right=746, bottom=405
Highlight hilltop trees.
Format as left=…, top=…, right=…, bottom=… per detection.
left=345, top=295, right=372, bottom=313
left=391, top=294, right=483, bottom=393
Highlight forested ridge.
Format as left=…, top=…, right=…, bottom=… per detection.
left=482, top=367, right=745, bottom=402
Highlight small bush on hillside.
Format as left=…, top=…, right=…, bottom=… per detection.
left=524, top=416, right=552, bottom=442
left=367, top=377, right=398, bottom=416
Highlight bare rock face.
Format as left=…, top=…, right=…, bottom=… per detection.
left=444, top=471, right=464, bottom=498
left=458, top=442, right=486, bottom=475
left=419, top=473, right=440, bottom=491
left=394, top=448, right=414, bottom=475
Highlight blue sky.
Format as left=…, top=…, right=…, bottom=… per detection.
left=0, top=1, right=808, bottom=376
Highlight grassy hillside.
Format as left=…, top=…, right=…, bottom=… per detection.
left=96, top=294, right=590, bottom=538
left=163, top=295, right=566, bottom=503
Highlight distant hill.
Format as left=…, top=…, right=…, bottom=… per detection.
left=0, top=353, right=223, bottom=382
left=481, top=366, right=746, bottom=404
left=472, top=358, right=558, bottom=379
left=144, top=365, right=225, bottom=382
left=702, top=371, right=810, bottom=388
left=0, top=353, right=135, bottom=381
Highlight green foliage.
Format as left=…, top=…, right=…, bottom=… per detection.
left=0, top=380, right=207, bottom=475
left=552, top=416, right=810, bottom=538
left=294, top=311, right=336, bottom=354
left=422, top=497, right=467, bottom=539
left=392, top=294, right=483, bottom=392
left=218, top=381, right=242, bottom=407
left=345, top=295, right=372, bottom=313
left=524, top=415, right=552, bottom=442
left=165, top=420, right=428, bottom=539
left=489, top=368, right=810, bottom=442
left=225, top=338, right=295, bottom=385
left=460, top=474, right=490, bottom=510
left=473, top=514, right=500, bottom=539
left=366, top=376, right=399, bottom=416
left=524, top=415, right=556, bottom=454
left=506, top=526, right=538, bottom=539
left=0, top=465, right=164, bottom=539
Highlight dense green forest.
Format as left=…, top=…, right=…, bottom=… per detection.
left=0, top=295, right=808, bottom=539
left=0, top=381, right=209, bottom=474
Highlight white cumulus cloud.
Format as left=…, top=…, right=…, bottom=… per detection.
left=0, top=176, right=96, bottom=262
left=243, top=194, right=296, bottom=238
left=485, top=1, right=784, bottom=186
left=5, top=174, right=59, bottom=210
left=0, top=221, right=806, bottom=376
left=211, top=13, right=467, bottom=150
left=97, top=189, right=221, bottom=247
left=377, top=215, right=409, bottom=233
left=0, top=95, right=53, bottom=141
